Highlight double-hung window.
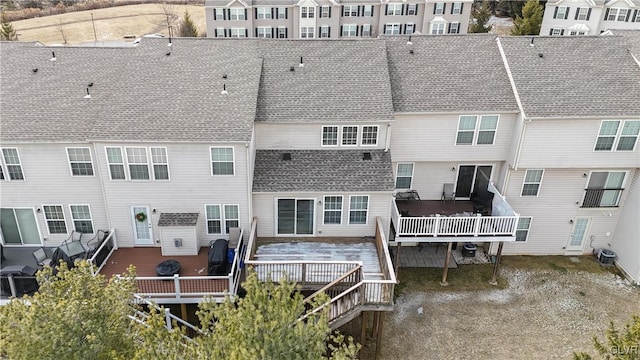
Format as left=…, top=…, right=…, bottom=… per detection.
left=451, top=2, right=462, bottom=15
left=456, top=115, right=499, bottom=145
left=387, top=3, right=402, bottom=15
left=342, top=126, right=358, bottom=146
left=230, top=28, right=246, bottom=38
left=300, top=26, right=314, bottom=38
left=43, top=205, right=67, bottom=234
left=362, top=24, right=371, bottom=36
left=320, top=25, right=330, bottom=38
left=229, top=8, right=245, bottom=20
left=515, top=217, right=532, bottom=242
left=66, top=148, right=94, bottom=176
left=363, top=5, right=373, bottom=16
left=277, top=7, right=287, bottom=19
left=1, top=148, right=24, bottom=180
left=434, top=2, right=445, bottom=15
left=224, top=205, right=239, bottom=233
left=150, top=147, right=169, bottom=180
left=575, top=7, right=590, bottom=20
left=595, top=120, right=640, bottom=151
left=301, top=6, right=315, bottom=18
left=215, top=27, right=225, bottom=37
left=257, top=27, right=272, bottom=38
left=320, top=6, right=331, bottom=18
left=210, top=147, right=234, bottom=175
left=343, top=5, right=358, bottom=17
left=448, top=22, right=459, bottom=34
left=277, top=26, right=287, bottom=38
left=126, top=147, right=150, bottom=180
left=256, top=7, right=271, bottom=19
left=407, top=4, right=417, bottom=15
left=70, top=205, right=93, bottom=233
left=406, top=23, right=415, bottom=34
left=554, top=6, right=569, bottom=19
left=205, top=204, right=239, bottom=234
left=395, top=163, right=414, bottom=189
left=430, top=21, right=445, bottom=35
left=215, top=8, right=225, bottom=20
left=106, top=147, right=126, bottom=180
left=342, top=24, right=357, bottom=37
left=385, top=23, right=401, bottom=35
left=582, top=171, right=626, bottom=208
left=323, top=196, right=343, bottom=224
left=605, top=8, right=628, bottom=21
left=521, top=170, right=544, bottom=196
left=349, top=195, right=368, bottom=224
left=550, top=28, right=564, bottom=36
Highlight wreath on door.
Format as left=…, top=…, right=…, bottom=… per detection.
left=135, top=212, right=147, bottom=222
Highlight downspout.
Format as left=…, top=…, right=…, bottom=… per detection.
left=384, top=123, right=392, bottom=152
left=495, top=37, right=528, bottom=171
left=245, top=140, right=253, bottom=226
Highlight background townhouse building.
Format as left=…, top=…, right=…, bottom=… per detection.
left=540, top=0, right=640, bottom=36
left=204, top=0, right=472, bottom=39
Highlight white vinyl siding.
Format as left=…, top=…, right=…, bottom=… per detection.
left=348, top=195, right=368, bottom=224
left=43, top=205, right=67, bottom=234
left=66, top=147, right=94, bottom=176
left=210, top=147, right=234, bottom=175
left=323, top=196, right=343, bottom=225
left=395, top=163, right=414, bottom=189
left=1, top=148, right=24, bottom=180
left=521, top=169, right=544, bottom=196
left=70, top=204, right=93, bottom=234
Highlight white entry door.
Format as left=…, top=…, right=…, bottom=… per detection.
left=566, top=218, right=590, bottom=253
left=132, top=206, right=153, bottom=245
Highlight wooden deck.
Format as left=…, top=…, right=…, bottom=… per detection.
left=392, top=244, right=458, bottom=268
left=99, top=247, right=212, bottom=278
left=395, top=199, right=475, bottom=217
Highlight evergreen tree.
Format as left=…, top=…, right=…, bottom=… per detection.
left=1, top=11, right=16, bottom=41
left=511, top=0, right=543, bottom=35
left=469, top=0, right=492, bottom=33
left=178, top=9, right=198, bottom=37
left=574, top=314, right=640, bottom=360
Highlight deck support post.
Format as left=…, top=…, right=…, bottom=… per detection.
left=393, top=242, right=402, bottom=277
left=372, top=311, right=379, bottom=338
left=374, top=312, right=385, bottom=360
left=440, top=242, right=453, bottom=286
left=359, top=311, right=369, bottom=359
left=490, top=241, right=504, bottom=285
left=181, top=303, right=188, bottom=321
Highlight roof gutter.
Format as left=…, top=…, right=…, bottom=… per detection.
left=495, top=36, right=528, bottom=171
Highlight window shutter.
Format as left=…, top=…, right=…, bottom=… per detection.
left=443, top=4, right=446, bottom=13
left=586, top=8, right=592, bottom=20
left=226, top=9, right=230, bottom=20
left=385, top=4, right=389, bottom=15
left=285, top=28, right=288, bottom=38
left=244, top=9, right=248, bottom=19
left=225, top=29, right=228, bottom=37
left=401, top=4, right=406, bottom=15
left=329, top=7, right=331, bottom=17
left=575, top=7, right=580, bottom=20
left=456, top=24, right=460, bottom=33
left=341, top=5, right=344, bottom=16
left=553, top=7, right=558, bottom=18
left=448, top=23, right=452, bottom=33
left=564, top=7, right=569, bottom=19
left=560, top=29, right=564, bottom=35
left=271, top=27, right=274, bottom=38
left=633, top=10, right=638, bottom=22
left=549, top=28, right=553, bottom=35
left=340, top=25, right=343, bottom=35
left=285, top=8, right=288, bottom=19
left=214, top=28, right=218, bottom=36
left=256, top=8, right=259, bottom=19
left=433, top=4, right=436, bottom=14
left=213, top=9, right=217, bottom=20
left=356, top=25, right=360, bottom=36
left=271, top=8, right=275, bottom=19
left=371, top=6, right=374, bottom=17
left=403, top=24, right=406, bottom=34
left=625, top=10, right=631, bottom=21
left=460, top=3, right=463, bottom=13
left=451, top=4, right=454, bottom=14
left=255, top=28, right=258, bottom=37
left=245, top=29, right=248, bottom=37
left=604, top=8, right=609, bottom=20
left=358, top=5, right=362, bottom=17
left=415, top=4, right=418, bottom=14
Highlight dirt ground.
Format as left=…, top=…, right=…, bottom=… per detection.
left=364, top=257, right=640, bottom=359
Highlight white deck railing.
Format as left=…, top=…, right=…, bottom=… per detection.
left=88, top=229, right=118, bottom=275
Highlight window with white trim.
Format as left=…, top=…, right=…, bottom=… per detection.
left=150, top=147, right=169, bottom=180
left=343, top=5, right=358, bottom=17
left=216, top=27, right=225, bottom=37
left=349, top=195, right=368, bottom=224
left=452, top=2, right=462, bottom=14
left=395, top=163, right=414, bottom=189
left=550, top=28, right=564, bottom=36
left=43, top=205, right=67, bottom=234
left=434, top=2, right=444, bottom=15
left=406, top=23, right=415, bottom=34
left=126, top=147, right=150, bottom=180
left=448, top=22, right=459, bottom=34
left=554, top=6, right=568, bottom=19
left=582, top=171, right=626, bottom=208
left=407, top=4, right=417, bottom=15
left=277, top=26, right=287, bottom=38
left=323, top=196, right=343, bottom=224
left=635, top=10, right=640, bottom=22
left=257, top=27, right=272, bottom=38
left=615, top=8, right=629, bottom=21
left=361, top=126, right=378, bottom=145
left=515, top=217, right=532, bottom=242
left=322, top=126, right=338, bottom=146
left=66, top=148, right=94, bottom=176
left=1, top=148, right=24, bottom=180
left=229, top=8, right=245, bottom=20
left=215, top=8, right=225, bottom=19
left=70, top=205, right=93, bottom=234
left=230, top=28, right=246, bottom=37
left=106, top=147, right=126, bottom=180
left=320, top=6, right=330, bottom=18
left=210, top=147, right=234, bottom=175
left=224, top=205, right=239, bottom=233
left=205, top=205, right=222, bottom=234
left=0, top=208, right=40, bottom=245
left=301, top=6, right=315, bottom=18
left=569, top=31, right=586, bottom=36
left=277, top=7, right=287, bottom=19
left=456, top=115, right=499, bottom=145
left=521, top=169, right=544, bottom=196
left=384, top=23, right=401, bottom=34
left=342, top=126, right=358, bottom=146
left=595, top=120, right=640, bottom=151
left=257, top=7, right=271, bottom=19
left=300, top=26, right=314, bottom=38
left=576, top=7, right=589, bottom=20
left=362, top=24, right=371, bottom=36
left=320, top=26, right=330, bottom=38
left=430, top=21, right=445, bottom=34
left=363, top=5, right=373, bottom=16
left=342, top=24, right=357, bottom=37
left=387, top=3, right=402, bottom=15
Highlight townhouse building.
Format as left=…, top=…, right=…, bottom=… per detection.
left=204, top=0, right=472, bottom=39
left=540, top=0, right=640, bottom=36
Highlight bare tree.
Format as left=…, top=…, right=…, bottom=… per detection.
left=158, top=2, right=178, bottom=36
left=56, top=19, right=68, bottom=44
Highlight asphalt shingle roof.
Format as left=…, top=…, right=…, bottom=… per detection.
left=158, top=213, right=199, bottom=226
left=0, top=39, right=262, bottom=143
left=253, top=149, right=394, bottom=192
left=385, top=35, right=518, bottom=114
left=499, top=36, right=640, bottom=119
left=254, top=39, right=395, bottom=123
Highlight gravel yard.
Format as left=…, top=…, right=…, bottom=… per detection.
left=375, top=257, right=640, bottom=359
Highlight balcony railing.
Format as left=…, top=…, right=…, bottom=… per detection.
left=581, top=188, right=623, bottom=208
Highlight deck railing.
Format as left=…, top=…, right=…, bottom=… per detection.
left=88, top=229, right=118, bottom=275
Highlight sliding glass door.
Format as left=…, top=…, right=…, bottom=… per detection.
left=277, top=199, right=314, bottom=235
left=455, top=165, right=493, bottom=198
left=1, top=208, right=41, bottom=245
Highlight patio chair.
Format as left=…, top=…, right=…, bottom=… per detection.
left=32, top=248, right=53, bottom=267
left=441, top=183, right=455, bottom=204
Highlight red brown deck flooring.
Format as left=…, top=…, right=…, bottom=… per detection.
left=99, top=247, right=212, bottom=278
left=395, top=200, right=475, bottom=217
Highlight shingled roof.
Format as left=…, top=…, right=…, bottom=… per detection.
left=254, top=39, right=395, bottom=123
left=253, top=149, right=394, bottom=192
left=385, top=35, right=518, bottom=114
left=499, top=36, right=640, bottom=119
left=0, top=39, right=262, bottom=143
left=158, top=213, right=199, bottom=227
